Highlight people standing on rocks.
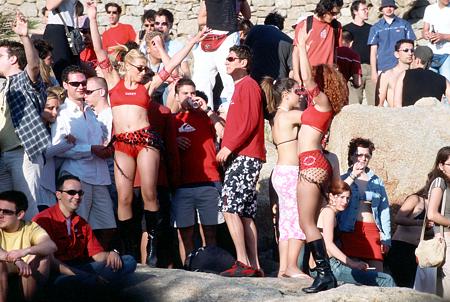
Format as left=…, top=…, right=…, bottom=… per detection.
left=422, top=146, right=450, bottom=299
left=339, top=138, right=391, bottom=273
left=295, top=24, right=347, bottom=293
left=316, top=181, right=396, bottom=287
left=217, top=45, right=265, bottom=277
left=393, top=45, right=450, bottom=107
left=343, top=0, right=375, bottom=105
left=261, top=77, right=309, bottom=279
left=376, top=39, right=414, bottom=107
left=101, top=3, right=136, bottom=55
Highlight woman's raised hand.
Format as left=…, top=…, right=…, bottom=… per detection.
left=86, top=0, right=97, bottom=19
left=193, top=26, right=211, bottom=43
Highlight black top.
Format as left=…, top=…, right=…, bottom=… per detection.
left=343, top=22, right=371, bottom=64
left=205, top=0, right=237, bottom=32
left=403, top=69, right=447, bottom=106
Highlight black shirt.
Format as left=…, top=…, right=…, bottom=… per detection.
left=205, top=0, right=237, bottom=32
left=403, top=68, right=447, bottom=106
left=343, top=22, right=371, bottom=64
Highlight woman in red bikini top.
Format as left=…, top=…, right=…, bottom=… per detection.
left=87, top=1, right=208, bottom=257
left=294, top=24, right=348, bottom=294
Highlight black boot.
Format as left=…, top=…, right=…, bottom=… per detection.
left=144, top=211, right=161, bottom=267
left=117, top=218, right=139, bottom=259
left=302, top=239, right=337, bottom=294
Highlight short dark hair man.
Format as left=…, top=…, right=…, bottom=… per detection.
left=217, top=45, right=265, bottom=277
left=394, top=45, right=450, bottom=107
left=0, top=190, right=57, bottom=302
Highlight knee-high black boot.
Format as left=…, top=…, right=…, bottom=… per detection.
left=117, top=218, right=139, bottom=259
left=144, top=210, right=161, bottom=267
left=302, top=239, right=337, bottom=293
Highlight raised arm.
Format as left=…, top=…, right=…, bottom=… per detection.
left=13, top=11, right=40, bottom=82
left=198, top=1, right=207, bottom=28
left=239, top=0, right=251, bottom=20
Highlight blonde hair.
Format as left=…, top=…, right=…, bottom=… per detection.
left=39, top=60, right=53, bottom=87
left=46, top=86, right=66, bottom=103
left=145, top=31, right=164, bottom=47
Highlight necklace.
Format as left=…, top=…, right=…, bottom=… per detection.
left=277, top=106, right=289, bottom=112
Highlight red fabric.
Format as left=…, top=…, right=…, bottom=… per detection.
left=301, top=104, right=333, bottom=133
left=340, top=221, right=383, bottom=261
left=33, top=204, right=104, bottom=263
left=293, top=17, right=342, bottom=66
left=79, top=46, right=97, bottom=66
left=222, top=76, right=266, bottom=161
left=298, top=149, right=332, bottom=184
left=102, top=23, right=136, bottom=54
left=336, top=46, right=362, bottom=81
left=175, top=110, right=220, bottom=185
left=134, top=103, right=180, bottom=188
left=109, top=79, right=150, bottom=109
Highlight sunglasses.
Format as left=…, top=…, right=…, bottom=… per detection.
left=59, top=190, right=85, bottom=196
left=328, top=10, right=340, bottom=16
left=68, top=81, right=87, bottom=88
left=294, top=87, right=307, bottom=96
left=129, top=62, right=149, bottom=73
left=107, top=11, right=119, bottom=15
left=400, top=48, right=414, bottom=53
left=226, top=56, right=241, bottom=62
left=355, top=153, right=372, bottom=159
left=144, top=23, right=154, bottom=28
left=155, top=21, right=168, bottom=26
left=85, top=88, right=102, bottom=95
left=0, top=208, right=17, bottom=216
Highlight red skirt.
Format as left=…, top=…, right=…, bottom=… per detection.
left=340, top=221, right=383, bottom=261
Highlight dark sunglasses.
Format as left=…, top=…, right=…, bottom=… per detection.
left=107, top=11, right=118, bottom=15
left=68, top=81, right=87, bottom=88
left=155, top=21, right=168, bottom=26
left=400, top=48, right=414, bottom=53
left=59, top=190, right=85, bottom=196
left=0, top=208, right=17, bottom=216
left=129, top=62, right=149, bottom=73
left=144, top=23, right=154, bottom=28
left=294, top=87, right=307, bottom=96
left=355, top=153, right=372, bottom=159
left=85, top=88, right=102, bottom=95
left=226, top=56, right=241, bottom=62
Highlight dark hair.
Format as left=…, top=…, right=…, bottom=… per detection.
left=229, top=45, right=252, bottom=72
left=75, top=1, right=84, bottom=17
left=105, top=2, right=121, bottom=15
left=347, top=137, right=375, bottom=167
left=394, top=39, right=414, bottom=52
left=175, top=77, right=196, bottom=94
left=61, top=65, right=85, bottom=84
left=423, top=146, right=450, bottom=194
left=0, top=40, right=26, bottom=70
left=350, top=0, right=366, bottom=19
left=33, top=39, right=53, bottom=60
left=41, top=6, right=48, bottom=16
left=155, top=8, right=174, bottom=25
left=261, top=77, right=298, bottom=114
left=195, top=90, right=208, bottom=102
left=264, top=12, right=285, bottom=30
left=56, top=175, right=81, bottom=191
left=239, top=19, right=254, bottom=37
left=342, top=30, right=354, bottom=43
left=328, top=180, right=351, bottom=196
left=315, top=0, right=344, bottom=17
left=0, top=190, right=28, bottom=213
left=142, top=9, right=156, bottom=23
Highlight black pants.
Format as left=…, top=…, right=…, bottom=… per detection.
left=386, top=240, right=417, bottom=287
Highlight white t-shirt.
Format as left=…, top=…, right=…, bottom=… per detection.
left=47, top=0, right=77, bottom=27
left=423, top=3, right=450, bottom=54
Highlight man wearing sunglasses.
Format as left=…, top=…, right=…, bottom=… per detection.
left=33, top=175, right=136, bottom=296
left=51, top=65, right=116, bottom=248
left=101, top=2, right=136, bottom=54
left=0, top=190, right=57, bottom=301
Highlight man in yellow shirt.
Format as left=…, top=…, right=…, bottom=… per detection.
left=0, top=190, right=57, bottom=302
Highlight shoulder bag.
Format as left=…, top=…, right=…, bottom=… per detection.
left=55, top=8, right=85, bottom=56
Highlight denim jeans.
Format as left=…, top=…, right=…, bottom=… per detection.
left=329, top=257, right=395, bottom=287
left=430, top=54, right=450, bottom=82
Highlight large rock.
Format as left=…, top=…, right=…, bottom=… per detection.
left=327, top=100, right=450, bottom=205
left=116, top=265, right=443, bottom=301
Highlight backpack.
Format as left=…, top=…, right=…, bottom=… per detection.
left=184, top=245, right=235, bottom=274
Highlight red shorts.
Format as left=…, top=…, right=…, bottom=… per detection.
left=340, top=221, right=383, bottom=261
left=112, top=126, right=162, bottom=159
left=298, top=149, right=332, bottom=185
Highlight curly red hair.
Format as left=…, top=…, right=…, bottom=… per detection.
left=312, top=64, right=348, bottom=114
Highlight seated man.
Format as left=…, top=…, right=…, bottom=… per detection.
left=33, top=175, right=136, bottom=290
left=0, top=190, right=57, bottom=302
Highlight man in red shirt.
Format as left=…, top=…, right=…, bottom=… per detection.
left=172, top=78, right=225, bottom=263
left=216, top=45, right=265, bottom=277
left=33, top=175, right=136, bottom=290
left=336, top=30, right=362, bottom=87
left=101, top=3, right=136, bottom=54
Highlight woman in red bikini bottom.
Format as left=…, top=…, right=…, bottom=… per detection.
left=87, top=1, right=208, bottom=261
left=295, top=25, right=348, bottom=293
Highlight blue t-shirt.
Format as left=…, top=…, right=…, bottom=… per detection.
left=367, top=16, right=416, bottom=72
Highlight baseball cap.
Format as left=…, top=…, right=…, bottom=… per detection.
left=379, top=0, right=398, bottom=10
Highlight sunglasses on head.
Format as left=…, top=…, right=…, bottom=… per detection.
left=85, top=88, right=102, bottom=95
left=155, top=21, right=168, bottom=26
left=226, top=56, right=241, bottom=62
left=0, top=208, right=17, bottom=216
left=59, top=190, right=85, bottom=196
left=129, top=62, right=149, bottom=73
left=107, top=11, right=118, bottom=15
left=68, top=81, right=87, bottom=88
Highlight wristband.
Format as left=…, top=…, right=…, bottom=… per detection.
left=349, top=173, right=357, bottom=180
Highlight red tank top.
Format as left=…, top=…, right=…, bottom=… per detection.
left=301, top=104, right=333, bottom=133
left=109, top=79, right=150, bottom=109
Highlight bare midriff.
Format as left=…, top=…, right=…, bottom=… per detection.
left=112, top=105, right=150, bottom=133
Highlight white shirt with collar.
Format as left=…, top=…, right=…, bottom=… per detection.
left=51, top=98, right=111, bottom=186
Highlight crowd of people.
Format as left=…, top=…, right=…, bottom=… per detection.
left=0, top=0, right=449, bottom=300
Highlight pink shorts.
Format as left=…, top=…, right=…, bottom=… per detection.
left=271, top=165, right=306, bottom=241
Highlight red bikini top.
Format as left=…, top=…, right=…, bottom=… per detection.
left=109, top=79, right=150, bottom=109
left=300, top=85, right=333, bottom=133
